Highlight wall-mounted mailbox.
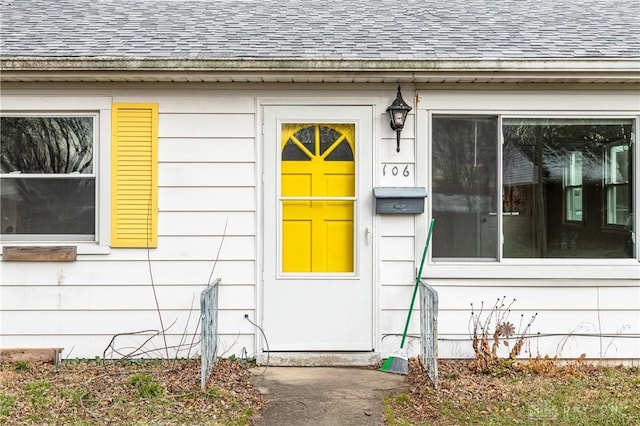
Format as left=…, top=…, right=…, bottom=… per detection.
left=373, top=187, right=427, bottom=214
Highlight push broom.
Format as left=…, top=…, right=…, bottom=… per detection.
left=380, top=218, right=435, bottom=375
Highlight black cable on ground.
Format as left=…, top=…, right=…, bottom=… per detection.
left=245, top=314, right=270, bottom=375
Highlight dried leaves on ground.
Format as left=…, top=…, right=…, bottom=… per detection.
left=0, top=358, right=265, bottom=425
left=384, top=357, right=640, bottom=426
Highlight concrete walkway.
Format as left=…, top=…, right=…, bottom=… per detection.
left=250, top=367, right=408, bottom=425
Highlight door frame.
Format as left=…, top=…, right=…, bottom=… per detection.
left=256, top=97, right=381, bottom=364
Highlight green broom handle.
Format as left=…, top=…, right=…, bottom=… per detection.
left=400, top=218, right=435, bottom=349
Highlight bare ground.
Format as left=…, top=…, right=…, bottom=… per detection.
left=0, top=357, right=265, bottom=425
left=384, top=357, right=640, bottom=425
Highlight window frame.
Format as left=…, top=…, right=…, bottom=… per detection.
left=604, top=141, right=631, bottom=228
left=430, top=114, right=499, bottom=261
left=431, top=113, right=636, bottom=261
left=1, top=113, right=98, bottom=242
left=417, top=91, right=639, bottom=278
left=0, top=96, right=112, bottom=254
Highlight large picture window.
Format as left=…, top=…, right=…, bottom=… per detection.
left=432, top=116, right=635, bottom=260
left=0, top=115, right=96, bottom=241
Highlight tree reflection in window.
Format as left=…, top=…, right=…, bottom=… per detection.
left=1, top=117, right=93, bottom=174
left=0, top=116, right=95, bottom=238
left=502, top=119, right=634, bottom=258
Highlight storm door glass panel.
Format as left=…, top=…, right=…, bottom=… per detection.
left=0, top=116, right=95, bottom=240
left=281, top=123, right=355, bottom=273
left=432, top=116, right=498, bottom=259
left=502, top=118, right=634, bottom=258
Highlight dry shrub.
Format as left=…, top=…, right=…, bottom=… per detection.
left=468, top=297, right=537, bottom=374
left=525, top=353, right=589, bottom=378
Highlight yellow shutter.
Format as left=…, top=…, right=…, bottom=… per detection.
left=111, top=103, right=158, bottom=248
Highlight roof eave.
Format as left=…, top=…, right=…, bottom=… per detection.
left=1, top=58, right=639, bottom=84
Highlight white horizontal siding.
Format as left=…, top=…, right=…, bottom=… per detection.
left=384, top=279, right=640, bottom=360
left=422, top=90, right=640, bottom=112
left=159, top=212, right=255, bottom=236
left=159, top=113, right=254, bottom=138
left=379, top=215, right=416, bottom=236
left=159, top=187, right=255, bottom=211
left=94, top=236, right=255, bottom=261
left=382, top=284, right=640, bottom=311
left=159, top=163, right=255, bottom=187
left=381, top=309, right=638, bottom=342
left=0, top=260, right=255, bottom=286
left=0, top=305, right=258, bottom=359
left=1, top=284, right=254, bottom=311
left=114, top=91, right=256, bottom=114
left=153, top=107, right=258, bottom=357
left=379, top=137, right=415, bottom=165
left=379, top=260, right=415, bottom=286
left=153, top=236, right=253, bottom=261
left=436, top=309, right=636, bottom=335
left=379, top=236, right=415, bottom=261
left=381, top=308, right=639, bottom=359
left=160, top=138, right=255, bottom=162
left=1, top=310, right=256, bottom=335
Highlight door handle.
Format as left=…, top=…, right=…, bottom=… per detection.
left=366, top=227, right=371, bottom=245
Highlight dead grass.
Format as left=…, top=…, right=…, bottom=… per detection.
left=0, top=357, right=265, bottom=425
left=383, top=358, right=640, bottom=426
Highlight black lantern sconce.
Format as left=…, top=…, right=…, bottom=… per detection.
left=386, top=85, right=412, bottom=152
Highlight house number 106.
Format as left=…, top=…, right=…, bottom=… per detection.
left=382, top=164, right=410, bottom=177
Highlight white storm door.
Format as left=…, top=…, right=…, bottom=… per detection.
left=262, top=105, right=374, bottom=351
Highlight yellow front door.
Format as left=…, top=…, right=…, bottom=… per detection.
left=281, top=123, right=355, bottom=273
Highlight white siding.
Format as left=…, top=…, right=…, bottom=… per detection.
left=1, top=260, right=255, bottom=286
left=1, top=85, right=638, bottom=363
left=160, top=138, right=255, bottom=163
left=426, top=280, right=640, bottom=360
left=379, top=280, right=640, bottom=360
left=159, top=113, right=254, bottom=138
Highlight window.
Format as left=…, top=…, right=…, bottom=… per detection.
left=1, top=115, right=96, bottom=241
left=564, top=151, right=583, bottom=223
left=280, top=123, right=355, bottom=272
left=605, top=143, right=630, bottom=227
left=432, top=116, right=635, bottom=260
left=431, top=116, right=498, bottom=259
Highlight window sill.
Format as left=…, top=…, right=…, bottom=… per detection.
left=3, top=246, right=77, bottom=261
left=0, top=242, right=111, bottom=257
left=427, top=260, right=640, bottom=280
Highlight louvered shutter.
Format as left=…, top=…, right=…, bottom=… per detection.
left=111, top=103, right=158, bottom=248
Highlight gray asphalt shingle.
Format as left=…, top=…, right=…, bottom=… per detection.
left=1, top=0, right=639, bottom=60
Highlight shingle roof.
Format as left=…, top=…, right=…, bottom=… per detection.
left=1, top=0, right=639, bottom=60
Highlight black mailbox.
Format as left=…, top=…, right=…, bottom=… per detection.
left=373, top=187, right=427, bottom=214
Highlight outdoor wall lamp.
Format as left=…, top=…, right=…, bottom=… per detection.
left=386, top=85, right=412, bottom=152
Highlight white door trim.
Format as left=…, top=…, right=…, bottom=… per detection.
left=257, top=100, right=379, bottom=359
